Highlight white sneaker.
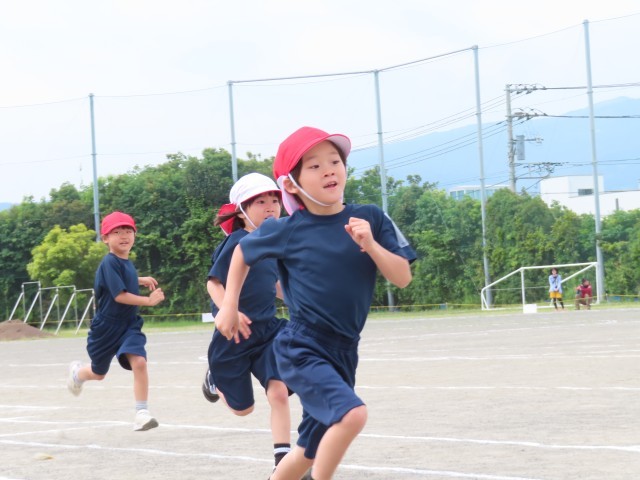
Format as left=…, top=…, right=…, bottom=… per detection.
left=67, top=361, right=83, bottom=396
left=134, top=409, right=158, bottom=431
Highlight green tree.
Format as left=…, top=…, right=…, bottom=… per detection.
left=600, top=209, right=640, bottom=295
left=0, top=199, right=52, bottom=319
left=404, top=189, right=483, bottom=306
left=47, top=183, right=93, bottom=229
left=486, top=190, right=556, bottom=304
left=27, top=224, right=106, bottom=288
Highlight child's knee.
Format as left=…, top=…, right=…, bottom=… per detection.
left=230, top=405, right=254, bottom=417
left=342, top=405, right=368, bottom=432
left=128, top=355, right=147, bottom=371
left=266, top=381, right=289, bottom=405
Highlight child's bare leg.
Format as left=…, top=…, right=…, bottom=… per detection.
left=68, top=362, right=104, bottom=396
left=126, top=354, right=149, bottom=402
left=77, top=364, right=105, bottom=382
left=267, top=380, right=291, bottom=443
left=215, top=387, right=255, bottom=416
left=312, top=405, right=368, bottom=480
left=271, top=446, right=313, bottom=480
left=127, top=354, right=159, bottom=431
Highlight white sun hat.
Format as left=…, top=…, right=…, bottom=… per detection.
left=218, top=173, right=281, bottom=234
left=230, top=172, right=280, bottom=205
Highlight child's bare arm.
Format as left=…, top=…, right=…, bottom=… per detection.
left=275, top=280, right=284, bottom=300
left=207, top=277, right=252, bottom=342
left=138, top=276, right=159, bottom=291
left=345, top=217, right=412, bottom=288
left=207, top=278, right=226, bottom=308
left=215, top=244, right=251, bottom=340
left=115, top=289, right=165, bottom=307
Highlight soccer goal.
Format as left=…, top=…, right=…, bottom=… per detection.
left=480, top=262, right=599, bottom=311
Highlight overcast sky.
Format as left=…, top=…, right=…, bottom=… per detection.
left=1, top=1, right=639, bottom=203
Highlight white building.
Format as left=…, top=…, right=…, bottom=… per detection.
left=539, top=175, right=640, bottom=216
left=449, top=185, right=509, bottom=201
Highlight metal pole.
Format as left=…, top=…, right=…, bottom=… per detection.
left=373, top=71, right=389, bottom=213
left=20, top=283, right=25, bottom=318
left=227, top=81, right=238, bottom=182
left=505, top=85, right=516, bottom=192
left=89, top=94, right=100, bottom=241
left=373, top=70, right=394, bottom=308
left=473, top=46, right=492, bottom=306
left=583, top=20, right=606, bottom=303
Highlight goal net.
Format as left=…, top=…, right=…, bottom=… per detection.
left=481, top=262, right=598, bottom=311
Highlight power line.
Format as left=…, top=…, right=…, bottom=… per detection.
left=0, top=96, right=86, bottom=109
left=353, top=120, right=518, bottom=174
left=543, top=114, right=640, bottom=119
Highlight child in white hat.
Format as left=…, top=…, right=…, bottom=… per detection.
left=203, top=173, right=292, bottom=470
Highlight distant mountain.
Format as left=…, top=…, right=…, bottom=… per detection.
left=0, top=202, right=13, bottom=212
left=349, top=96, right=640, bottom=194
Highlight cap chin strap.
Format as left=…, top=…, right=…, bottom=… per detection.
left=238, top=205, right=257, bottom=230
left=287, top=174, right=332, bottom=207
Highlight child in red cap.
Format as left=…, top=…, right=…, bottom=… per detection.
left=215, top=127, right=416, bottom=479
left=67, top=211, right=165, bottom=431
left=202, top=173, right=293, bottom=470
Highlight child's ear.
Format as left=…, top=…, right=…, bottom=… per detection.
left=101, top=234, right=109, bottom=244
left=282, top=177, right=299, bottom=195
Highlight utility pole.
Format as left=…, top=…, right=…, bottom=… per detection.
left=505, top=85, right=516, bottom=192
left=505, top=84, right=546, bottom=194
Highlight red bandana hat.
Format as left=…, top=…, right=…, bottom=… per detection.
left=273, top=127, right=351, bottom=215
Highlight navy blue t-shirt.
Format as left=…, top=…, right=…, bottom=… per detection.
left=240, top=204, right=416, bottom=339
left=208, top=229, right=278, bottom=323
left=94, top=253, right=140, bottom=322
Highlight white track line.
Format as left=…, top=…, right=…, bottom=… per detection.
left=2, top=384, right=640, bottom=393
left=2, top=418, right=637, bottom=455
left=0, top=439, right=545, bottom=480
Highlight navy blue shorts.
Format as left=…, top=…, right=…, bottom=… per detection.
left=86, top=314, right=147, bottom=375
left=208, top=316, right=287, bottom=411
left=274, top=321, right=364, bottom=459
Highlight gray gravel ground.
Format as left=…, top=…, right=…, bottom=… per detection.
left=1, top=308, right=639, bottom=479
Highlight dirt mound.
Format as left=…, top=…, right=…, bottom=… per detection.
left=0, top=319, right=54, bottom=341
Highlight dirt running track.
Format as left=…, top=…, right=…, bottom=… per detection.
left=1, top=308, right=639, bottom=479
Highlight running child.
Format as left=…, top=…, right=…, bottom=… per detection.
left=215, top=127, right=416, bottom=480
left=203, top=173, right=292, bottom=470
left=67, top=211, right=165, bottom=431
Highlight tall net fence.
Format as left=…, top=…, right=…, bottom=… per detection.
left=1, top=16, right=638, bottom=204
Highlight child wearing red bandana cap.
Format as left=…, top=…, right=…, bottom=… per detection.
left=67, top=211, right=165, bottom=431
left=215, top=127, right=416, bottom=480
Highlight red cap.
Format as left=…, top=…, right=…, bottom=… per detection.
left=101, top=211, right=136, bottom=235
left=273, top=127, right=351, bottom=214
left=273, top=126, right=351, bottom=180
left=217, top=203, right=237, bottom=235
